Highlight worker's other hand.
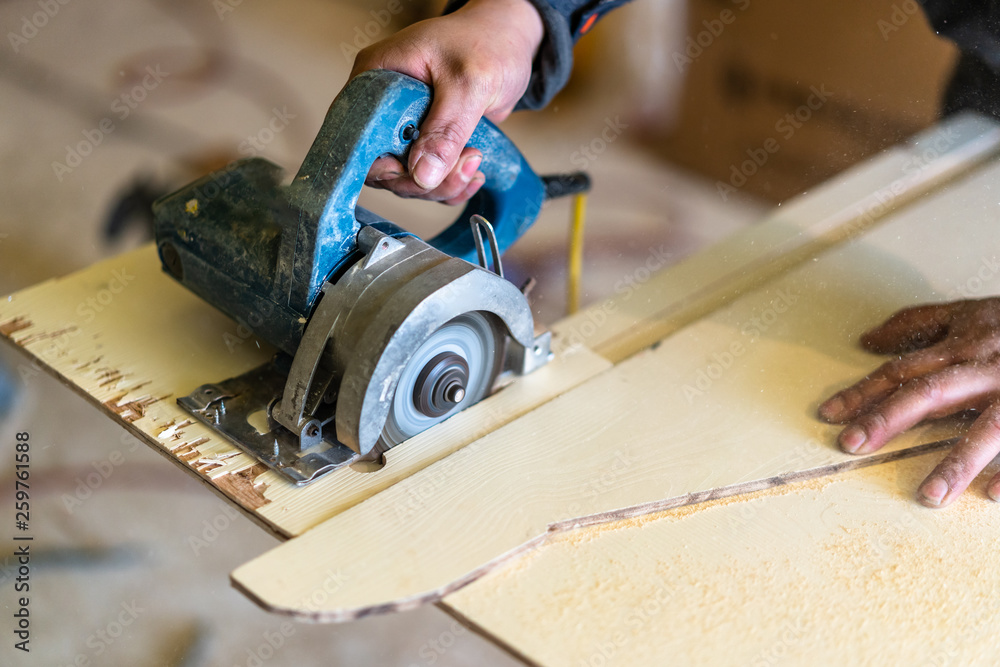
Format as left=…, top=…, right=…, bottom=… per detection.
left=818, top=298, right=1000, bottom=508
left=350, top=0, right=543, bottom=205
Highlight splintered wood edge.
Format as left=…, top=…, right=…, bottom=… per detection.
left=0, top=334, right=291, bottom=541
left=0, top=251, right=610, bottom=541
left=229, top=438, right=958, bottom=622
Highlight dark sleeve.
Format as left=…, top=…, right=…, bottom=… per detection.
left=445, top=0, right=635, bottom=110
left=918, top=1, right=1000, bottom=117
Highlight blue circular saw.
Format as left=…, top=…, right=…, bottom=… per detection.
left=152, top=70, right=588, bottom=484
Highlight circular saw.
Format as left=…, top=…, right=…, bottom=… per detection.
left=152, top=70, right=588, bottom=484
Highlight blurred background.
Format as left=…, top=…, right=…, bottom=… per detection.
left=0, top=0, right=954, bottom=664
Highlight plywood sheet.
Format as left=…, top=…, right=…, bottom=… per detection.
left=0, top=246, right=610, bottom=537
left=230, top=144, right=1000, bottom=621
left=553, top=112, right=1000, bottom=362
left=444, top=451, right=1000, bottom=666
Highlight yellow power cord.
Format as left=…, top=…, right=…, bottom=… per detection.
left=567, top=193, right=587, bottom=315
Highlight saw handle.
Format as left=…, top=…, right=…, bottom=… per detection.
left=287, top=70, right=546, bottom=309
left=419, top=112, right=545, bottom=262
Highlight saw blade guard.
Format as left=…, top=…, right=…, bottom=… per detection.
left=324, top=231, right=547, bottom=460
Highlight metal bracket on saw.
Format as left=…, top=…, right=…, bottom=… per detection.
left=178, top=361, right=359, bottom=485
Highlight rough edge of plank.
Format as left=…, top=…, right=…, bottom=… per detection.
left=0, top=336, right=290, bottom=542
left=229, top=438, right=958, bottom=622
left=0, top=249, right=611, bottom=539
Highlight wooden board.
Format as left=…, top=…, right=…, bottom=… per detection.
left=553, top=112, right=1000, bottom=362
left=0, top=245, right=610, bottom=538
left=1, top=116, right=988, bottom=540
left=228, top=136, right=1000, bottom=621
left=443, top=450, right=1000, bottom=666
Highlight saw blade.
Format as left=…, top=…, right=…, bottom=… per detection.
left=379, top=311, right=501, bottom=450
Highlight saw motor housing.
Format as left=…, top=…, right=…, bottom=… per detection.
left=152, top=70, right=570, bottom=484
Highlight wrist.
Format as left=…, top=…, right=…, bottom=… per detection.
left=460, top=0, right=545, bottom=56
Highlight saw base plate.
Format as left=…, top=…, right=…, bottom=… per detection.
left=178, top=361, right=359, bottom=485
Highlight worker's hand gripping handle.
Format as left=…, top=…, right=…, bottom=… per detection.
left=284, top=69, right=545, bottom=312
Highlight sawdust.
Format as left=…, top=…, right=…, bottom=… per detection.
left=453, top=453, right=1000, bottom=666
left=215, top=463, right=271, bottom=511
left=0, top=316, right=31, bottom=337
left=554, top=473, right=839, bottom=550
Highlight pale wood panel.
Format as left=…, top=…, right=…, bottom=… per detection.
left=444, top=451, right=1000, bottom=667
left=229, top=149, right=1000, bottom=621
left=554, top=112, right=1000, bottom=363
left=0, top=245, right=610, bottom=537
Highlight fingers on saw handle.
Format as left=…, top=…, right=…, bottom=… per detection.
left=367, top=148, right=485, bottom=204
left=407, top=81, right=488, bottom=193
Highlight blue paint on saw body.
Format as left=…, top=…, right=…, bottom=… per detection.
left=152, top=70, right=546, bottom=356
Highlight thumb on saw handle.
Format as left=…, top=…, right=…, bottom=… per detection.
left=377, top=70, right=545, bottom=263
left=422, top=112, right=545, bottom=263
left=290, top=70, right=544, bottom=307
left=362, top=70, right=545, bottom=263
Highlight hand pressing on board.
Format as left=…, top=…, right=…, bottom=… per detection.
left=349, top=0, right=543, bottom=205
left=818, top=298, right=1000, bottom=508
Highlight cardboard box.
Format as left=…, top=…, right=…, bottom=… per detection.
left=653, top=0, right=957, bottom=201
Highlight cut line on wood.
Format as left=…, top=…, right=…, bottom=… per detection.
left=547, top=437, right=959, bottom=532
left=231, top=438, right=958, bottom=623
